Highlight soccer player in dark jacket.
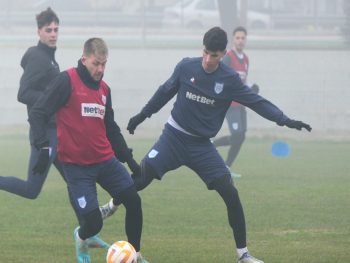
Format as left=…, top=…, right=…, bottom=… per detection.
left=123, top=27, right=311, bottom=263
left=28, top=38, right=149, bottom=263
left=0, top=8, right=63, bottom=199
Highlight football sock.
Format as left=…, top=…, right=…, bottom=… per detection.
left=237, top=247, right=248, bottom=258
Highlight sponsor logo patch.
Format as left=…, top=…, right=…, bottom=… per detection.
left=81, top=103, right=105, bottom=119
left=185, top=91, right=215, bottom=105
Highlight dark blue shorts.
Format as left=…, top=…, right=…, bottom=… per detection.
left=63, top=157, right=133, bottom=215
left=143, top=124, right=230, bottom=189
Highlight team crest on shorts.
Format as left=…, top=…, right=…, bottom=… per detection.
left=214, top=82, right=224, bottom=94
left=148, top=149, right=158, bottom=158
left=78, top=196, right=87, bottom=208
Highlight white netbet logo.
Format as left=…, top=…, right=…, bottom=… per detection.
left=81, top=103, right=105, bottom=119
left=185, top=91, right=215, bottom=105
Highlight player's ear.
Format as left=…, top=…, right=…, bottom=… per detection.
left=81, top=56, right=86, bottom=65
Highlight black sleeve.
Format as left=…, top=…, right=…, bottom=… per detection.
left=28, top=72, right=71, bottom=148
left=140, top=60, right=182, bottom=117
left=17, top=54, right=47, bottom=106
left=104, top=88, right=133, bottom=163
left=229, top=75, right=289, bottom=125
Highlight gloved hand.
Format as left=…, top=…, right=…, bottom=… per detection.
left=285, top=119, right=312, bottom=132
left=32, top=147, right=51, bottom=174
left=127, top=112, right=147, bottom=134
left=127, top=158, right=141, bottom=178
left=117, top=148, right=133, bottom=163
left=251, top=83, right=260, bottom=94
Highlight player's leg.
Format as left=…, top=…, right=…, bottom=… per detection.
left=213, top=109, right=235, bottom=147
left=64, top=162, right=110, bottom=263
left=212, top=135, right=231, bottom=147
left=98, top=157, right=148, bottom=262
left=0, top=127, right=56, bottom=199
left=188, top=140, right=263, bottom=263
left=225, top=107, right=247, bottom=177
left=226, top=131, right=245, bottom=167
left=102, top=156, right=159, bottom=219
left=213, top=176, right=263, bottom=263
left=132, top=158, right=158, bottom=191
left=110, top=124, right=186, bottom=208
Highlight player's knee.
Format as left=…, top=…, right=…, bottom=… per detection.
left=80, top=208, right=103, bottom=238
left=212, top=174, right=240, bottom=203
left=25, top=185, right=42, bottom=199
left=133, top=159, right=157, bottom=191
left=119, top=186, right=142, bottom=215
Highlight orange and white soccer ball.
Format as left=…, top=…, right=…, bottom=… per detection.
left=106, top=241, right=138, bottom=263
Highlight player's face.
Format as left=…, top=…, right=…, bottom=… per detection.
left=81, top=54, right=107, bottom=81
left=233, top=31, right=247, bottom=53
left=38, top=22, right=59, bottom=48
left=202, top=48, right=226, bottom=73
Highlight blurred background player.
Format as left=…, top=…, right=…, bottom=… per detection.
left=0, top=7, right=65, bottom=199
left=28, top=38, right=148, bottom=263
left=213, top=26, right=259, bottom=178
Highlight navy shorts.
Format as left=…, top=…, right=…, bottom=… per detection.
left=63, top=157, right=133, bottom=215
left=143, top=124, right=230, bottom=189
left=226, top=105, right=247, bottom=133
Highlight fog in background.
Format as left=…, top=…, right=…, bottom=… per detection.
left=1, top=0, right=349, bottom=140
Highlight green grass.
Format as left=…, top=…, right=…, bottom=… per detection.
left=0, top=134, right=349, bottom=263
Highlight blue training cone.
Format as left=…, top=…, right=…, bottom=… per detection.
left=271, top=141, right=290, bottom=157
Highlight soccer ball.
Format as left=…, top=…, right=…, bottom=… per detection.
left=106, top=241, right=138, bottom=263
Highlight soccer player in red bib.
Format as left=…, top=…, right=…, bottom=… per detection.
left=29, top=38, right=149, bottom=263
left=213, top=26, right=259, bottom=178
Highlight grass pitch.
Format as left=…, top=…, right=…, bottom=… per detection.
left=0, top=133, right=349, bottom=263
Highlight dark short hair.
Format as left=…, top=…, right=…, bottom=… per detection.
left=203, top=27, right=227, bottom=52
left=233, top=26, right=247, bottom=35
left=36, top=7, right=59, bottom=29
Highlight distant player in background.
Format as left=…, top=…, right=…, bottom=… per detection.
left=28, top=38, right=148, bottom=263
left=213, top=26, right=259, bottom=178
left=114, top=27, right=311, bottom=263
left=0, top=7, right=64, bottom=199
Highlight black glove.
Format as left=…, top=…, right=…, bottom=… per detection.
left=285, top=119, right=312, bottom=132
left=251, top=83, right=260, bottom=94
left=127, top=158, right=141, bottom=178
left=32, top=147, right=51, bottom=174
left=127, top=112, right=147, bottom=134
left=117, top=148, right=133, bottom=163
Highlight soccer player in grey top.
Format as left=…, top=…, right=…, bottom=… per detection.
left=116, top=27, right=311, bottom=263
